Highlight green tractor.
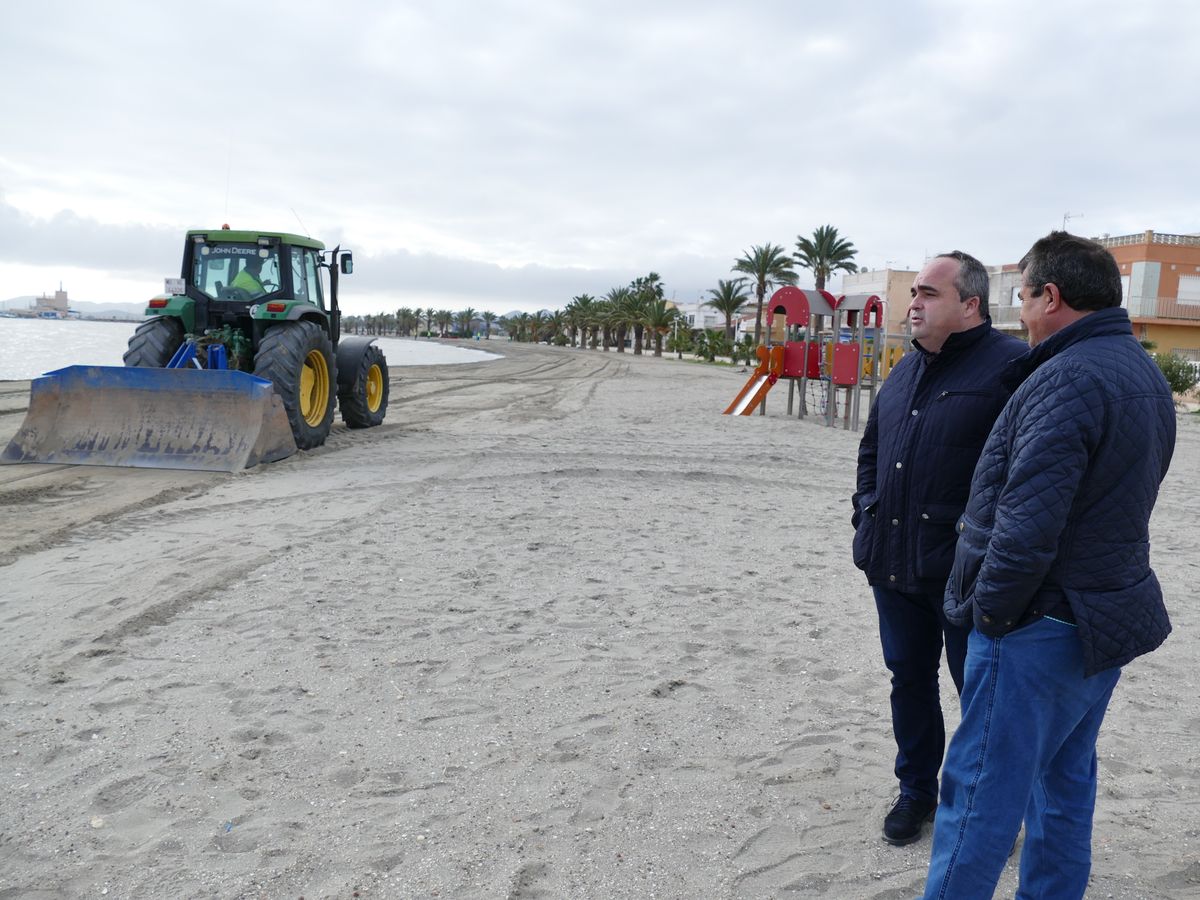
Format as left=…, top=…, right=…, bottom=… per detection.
left=125, top=227, right=389, bottom=449
left=2, top=227, right=391, bottom=472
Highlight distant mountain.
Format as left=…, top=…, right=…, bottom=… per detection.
left=498, top=309, right=555, bottom=319
left=0, top=296, right=37, bottom=309
left=69, top=301, right=146, bottom=320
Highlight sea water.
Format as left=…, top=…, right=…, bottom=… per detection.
left=0, top=318, right=499, bottom=380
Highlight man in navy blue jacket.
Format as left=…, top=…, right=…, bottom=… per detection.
left=853, top=252, right=1025, bottom=845
left=922, top=233, right=1176, bottom=899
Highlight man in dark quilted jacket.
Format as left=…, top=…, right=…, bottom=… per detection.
left=853, top=251, right=1025, bottom=846
left=922, top=232, right=1176, bottom=900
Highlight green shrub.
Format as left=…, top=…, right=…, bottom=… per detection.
left=1154, top=352, right=1199, bottom=397
left=666, top=329, right=694, bottom=358
left=737, top=335, right=756, bottom=366
left=710, top=331, right=732, bottom=362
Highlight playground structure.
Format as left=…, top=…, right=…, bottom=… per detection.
left=722, top=286, right=886, bottom=431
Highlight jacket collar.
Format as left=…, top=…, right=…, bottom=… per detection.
left=912, top=319, right=992, bottom=362
left=1001, top=306, right=1133, bottom=391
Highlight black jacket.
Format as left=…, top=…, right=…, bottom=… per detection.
left=944, top=308, right=1176, bottom=675
left=853, top=322, right=1026, bottom=594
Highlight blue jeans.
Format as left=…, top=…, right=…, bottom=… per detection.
left=922, top=618, right=1120, bottom=900
left=873, top=586, right=969, bottom=804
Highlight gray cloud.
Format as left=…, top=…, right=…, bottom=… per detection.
left=1, top=0, right=1197, bottom=313
left=0, top=193, right=179, bottom=277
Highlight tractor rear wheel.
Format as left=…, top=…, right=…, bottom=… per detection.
left=338, top=343, right=389, bottom=428
left=253, top=320, right=337, bottom=450
left=123, top=317, right=184, bottom=367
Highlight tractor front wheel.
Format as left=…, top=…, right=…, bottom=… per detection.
left=123, top=317, right=184, bottom=367
left=338, top=343, right=389, bottom=428
left=254, top=320, right=337, bottom=450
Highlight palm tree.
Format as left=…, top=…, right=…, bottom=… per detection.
left=733, top=244, right=797, bottom=346
left=625, top=290, right=650, bottom=354
left=563, top=304, right=581, bottom=347
left=424, top=307, right=436, bottom=338
left=529, top=310, right=548, bottom=343
left=435, top=309, right=454, bottom=337
left=794, top=224, right=858, bottom=291
left=642, top=298, right=678, bottom=357
left=704, top=278, right=751, bottom=341
left=502, top=314, right=523, bottom=341
left=546, top=309, right=567, bottom=344
left=456, top=307, right=477, bottom=337
left=568, top=294, right=596, bottom=349
left=592, top=300, right=614, bottom=348
left=628, top=273, right=663, bottom=355
left=605, top=287, right=632, bottom=352
left=481, top=310, right=497, bottom=339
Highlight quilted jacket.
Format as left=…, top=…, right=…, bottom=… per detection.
left=943, top=307, right=1176, bottom=676
left=853, top=322, right=1027, bottom=594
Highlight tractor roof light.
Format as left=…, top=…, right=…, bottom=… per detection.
left=257, top=236, right=274, bottom=248
left=192, top=235, right=205, bottom=244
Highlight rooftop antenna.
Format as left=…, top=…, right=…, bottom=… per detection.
left=1062, top=211, right=1083, bottom=231
left=291, top=207, right=310, bottom=238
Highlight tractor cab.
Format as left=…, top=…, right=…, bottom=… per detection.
left=190, top=241, right=284, bottom=303
left=182, top=230, right=328, bottom=310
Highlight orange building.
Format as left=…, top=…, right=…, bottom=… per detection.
left=1097, top=230, right=1200, bottom=361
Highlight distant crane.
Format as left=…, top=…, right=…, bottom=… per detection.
left=1062, top=211, right=1084, bottom=231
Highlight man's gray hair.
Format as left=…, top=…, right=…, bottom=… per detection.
left=936, top=250, right=990, bottom=320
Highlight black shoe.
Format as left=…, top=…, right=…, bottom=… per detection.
left=882, top=794, right=936, bottom=846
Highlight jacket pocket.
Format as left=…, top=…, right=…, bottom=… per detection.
left=933, top=389, right=1007, bottom=451
left=935, top=390, right=994, bottom=400
left=913, top=502, right=963, bottom=582
left=852, top=494, right=877, bottom=571
left=945, top=515, right=987, bottom=625
left=1065, top=571, right=1171, bottom=675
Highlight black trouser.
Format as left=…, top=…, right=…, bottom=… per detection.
left=873, top=585, right=968, bottom=803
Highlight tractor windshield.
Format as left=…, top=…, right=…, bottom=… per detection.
left=192, top=243, right=282, bottom=302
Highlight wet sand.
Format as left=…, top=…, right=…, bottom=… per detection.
left=1, top=342, right=1198, bottom=898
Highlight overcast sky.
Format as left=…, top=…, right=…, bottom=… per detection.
left=1, top=0, right=1196, bottom=315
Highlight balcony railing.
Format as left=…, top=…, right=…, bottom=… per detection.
left=1095, top=230, right=1200, bottom=248
left=990, top=298, right=1200, bottom=325
left=1127, top=296, right=1200, bottom=321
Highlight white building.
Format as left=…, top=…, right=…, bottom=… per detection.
left=671, top=298, right=727, bottom=332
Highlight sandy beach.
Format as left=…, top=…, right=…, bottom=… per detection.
left=1, top=342, right=1197, bottom=899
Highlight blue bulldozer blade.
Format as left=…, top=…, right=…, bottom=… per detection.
left=1, top=365, right=297, bottom=472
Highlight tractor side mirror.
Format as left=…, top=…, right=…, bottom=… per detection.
left=340, top=252, right=354, bottom=275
